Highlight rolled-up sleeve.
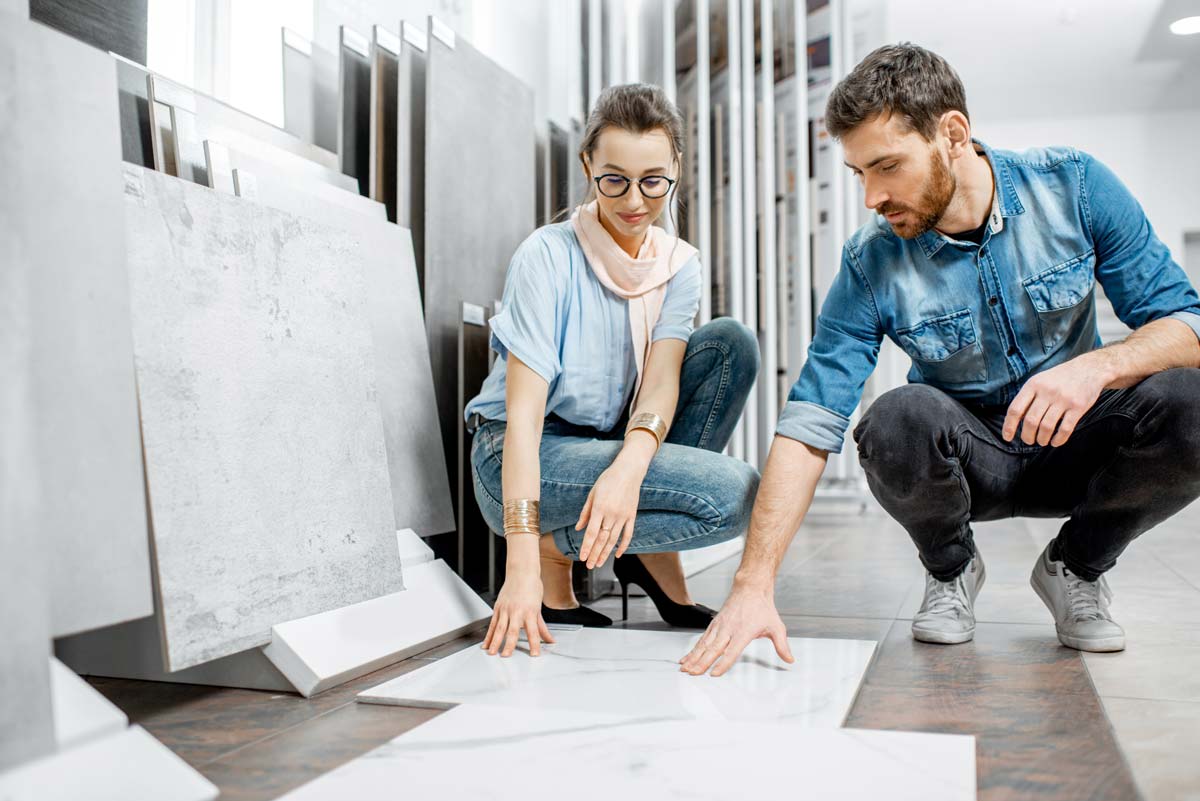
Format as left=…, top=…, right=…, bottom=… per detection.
left=488, top=235, right=565, bottom=384
left=1083, top=152, right=1200, bottom=341
left=777, top=246, right=883, bottom=453
left=652, top=257, right=702, bottom=342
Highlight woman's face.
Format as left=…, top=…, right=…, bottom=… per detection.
left=583, top=127, right=678, bottom=245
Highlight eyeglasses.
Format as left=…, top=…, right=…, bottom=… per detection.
left=593, top=173, right=677, bottom=199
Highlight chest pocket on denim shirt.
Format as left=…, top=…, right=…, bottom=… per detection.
left=896, top=308, right=988, bottom=386
left=1022, top=251, right=1096, bottom=353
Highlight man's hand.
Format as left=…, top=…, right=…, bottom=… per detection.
left=678, top=582, right=794, bottom=677
left=1002, top=352, right=1111, bottom=447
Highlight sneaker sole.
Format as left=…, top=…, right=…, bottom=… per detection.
left=1030, top=564, right=1126, bottom=653
left=910, top=559, right=987, bottom=646
left=911, top=624, right=975, bottom=644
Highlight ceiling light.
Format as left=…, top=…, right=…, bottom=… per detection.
left=1170, top=15, right=1200, bottom=34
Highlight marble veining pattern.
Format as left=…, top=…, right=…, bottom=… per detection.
left=279, top=704, right=975, bottom=800
left=122, top=165, right=402, bottom=671
left=359, top=628, right=877, bottom=727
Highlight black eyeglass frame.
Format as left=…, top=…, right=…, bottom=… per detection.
left=592, top=173, right=678, bottom=199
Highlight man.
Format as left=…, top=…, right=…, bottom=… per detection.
left=681, top=43, right=1200, bottom=676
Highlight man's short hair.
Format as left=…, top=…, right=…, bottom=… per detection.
left=825, top=43, right=968, bottom=141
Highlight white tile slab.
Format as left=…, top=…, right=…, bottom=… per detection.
left=0, top=726, right=217, bottom=801
left=360, top=628, right=877, bottom=727
left=222, top=161, right=454, bottom=536
left=280, top=704, right=976, bottom=801
left=49, top=660, right=127, bottom=751
left=122, top=164, right=402, bottom=671
left=263, top=559, right=492, bottom=697
left=1, top=7, right=152, bottom=641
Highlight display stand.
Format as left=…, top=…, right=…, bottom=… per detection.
left=56, top=530, right=491, bottom=698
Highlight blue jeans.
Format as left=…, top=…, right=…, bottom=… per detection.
left=471, top=318, right=761, bottom=558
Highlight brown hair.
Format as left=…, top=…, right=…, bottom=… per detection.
left=558, top=83, right=685, bottom=237
left=825, top=43, right=968, bottom=141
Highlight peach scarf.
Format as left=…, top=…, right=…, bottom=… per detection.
left=570, top=200, right=698, bottom=401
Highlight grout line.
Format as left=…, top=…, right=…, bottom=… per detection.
left=1097, top=694, right=1200, bottom=705
left=1081, top=659, right=1151, bottom=801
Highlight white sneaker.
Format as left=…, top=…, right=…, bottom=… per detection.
left=1030, top=543, right=1125, bottom=653
left=911, top=552, right=986, bottom=644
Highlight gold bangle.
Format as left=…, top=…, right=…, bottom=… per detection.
left=626, top=412, right=667, bottom=449
left=503, top=499, right=541, bottom=537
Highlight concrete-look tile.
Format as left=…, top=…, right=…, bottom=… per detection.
left=780, top=615, right=896, bottom=644
left=1100, top=697, right=1200, bottom=801
left=863, top=622, right=1094, bottom=695
left=848, top=685, right=1139, bottom=801
left=1084, top=630, right=1200, bottom=703
left=199, top=701, right=442, bottom=801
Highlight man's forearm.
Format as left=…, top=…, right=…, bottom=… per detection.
left=733, top=435, right=829, bottom=589
left=1090, top=317, right=1200, bottom=389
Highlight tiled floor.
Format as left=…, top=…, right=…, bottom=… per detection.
left=89, top=497, right=1200, bottom=800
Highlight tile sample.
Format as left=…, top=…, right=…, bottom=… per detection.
left=360, top=628, right=876, bottom=727
left=280, top=704, right=975, bottom=801
left=0, top=57, right=54, bottom=767
left=282, top=29, right=338, bottom=154
left=424, top=23, right=536, bottom=513
left=368, top=25, right=399, bottom=221
left=225, top=158, right=454, bottom=536
left=0, top=726, right=218, bottom=801
left=338, top=25, right=371, bottom=195
left=114, top=53, right=155, bottom=167
left=395, top=21, right=427, bottom=284
left=18, top=24, right=152, bottom=639
left=122, top=164, right=402, bottom=670
left=28, top=0, right=147, bottom=64
left=50, top=660, right=128, bottom=751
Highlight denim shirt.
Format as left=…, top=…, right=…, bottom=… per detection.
left=777, top=140, right=1200, bottom=453
left=465, top=221, right=703, bottom=432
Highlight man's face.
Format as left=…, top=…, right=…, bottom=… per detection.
left=841, top=113, right=956, bottom=240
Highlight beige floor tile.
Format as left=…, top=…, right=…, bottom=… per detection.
left=1099, top=697, right=1200, bottom=801
left=1084, top=629, right=1200, bottom=703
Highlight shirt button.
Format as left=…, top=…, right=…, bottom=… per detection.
left=1007, top=346, right=1018, bottom=357
left=988, top=297, right=998, bottom=306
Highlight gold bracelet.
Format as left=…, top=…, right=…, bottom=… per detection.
left=626, top=412, right=667, bottom=449
left=503, top=499, right=541, bottom=537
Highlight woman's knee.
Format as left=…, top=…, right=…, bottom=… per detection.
left=690, top=318, right=760, bottom=384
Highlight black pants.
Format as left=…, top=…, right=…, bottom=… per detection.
left=852, top=368, right=1200, bottom=582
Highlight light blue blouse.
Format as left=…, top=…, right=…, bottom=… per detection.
left=464, top=221, right=703, bottom=432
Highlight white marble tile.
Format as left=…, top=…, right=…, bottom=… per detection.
left=0, top=726, right=217, bottom=801
left=280, top=704, right=976, bottom=801
left=360, top=628, right=877, bottom=727
left=123, top=165, right=402, bottom=670
left=49, top=660, right=127, bottom=751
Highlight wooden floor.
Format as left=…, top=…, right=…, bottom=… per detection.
left=91, top=499, right=1200, bottom=800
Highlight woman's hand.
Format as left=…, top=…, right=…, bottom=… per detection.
left=575, top=436, right=655, bottom=569
left=482, top=565, right=555, bottom=658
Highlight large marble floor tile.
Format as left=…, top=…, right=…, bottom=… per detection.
left=278, top=704, right=976, bottom=801
left=359, top=628, right=877, bottom=727
left=122, top=165, right=402, bottom=670
left=1100, top=697, right=1200, bottom=801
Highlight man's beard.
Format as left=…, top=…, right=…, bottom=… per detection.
left=877, top=149, right=956, bottom=240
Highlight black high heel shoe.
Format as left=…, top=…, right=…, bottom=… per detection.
left=541, top=603, right=613, bottom=628
left=613, top=555, right=716, bottom=629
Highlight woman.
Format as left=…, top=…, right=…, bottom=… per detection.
left=465, top=83, right=760, bottom=658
